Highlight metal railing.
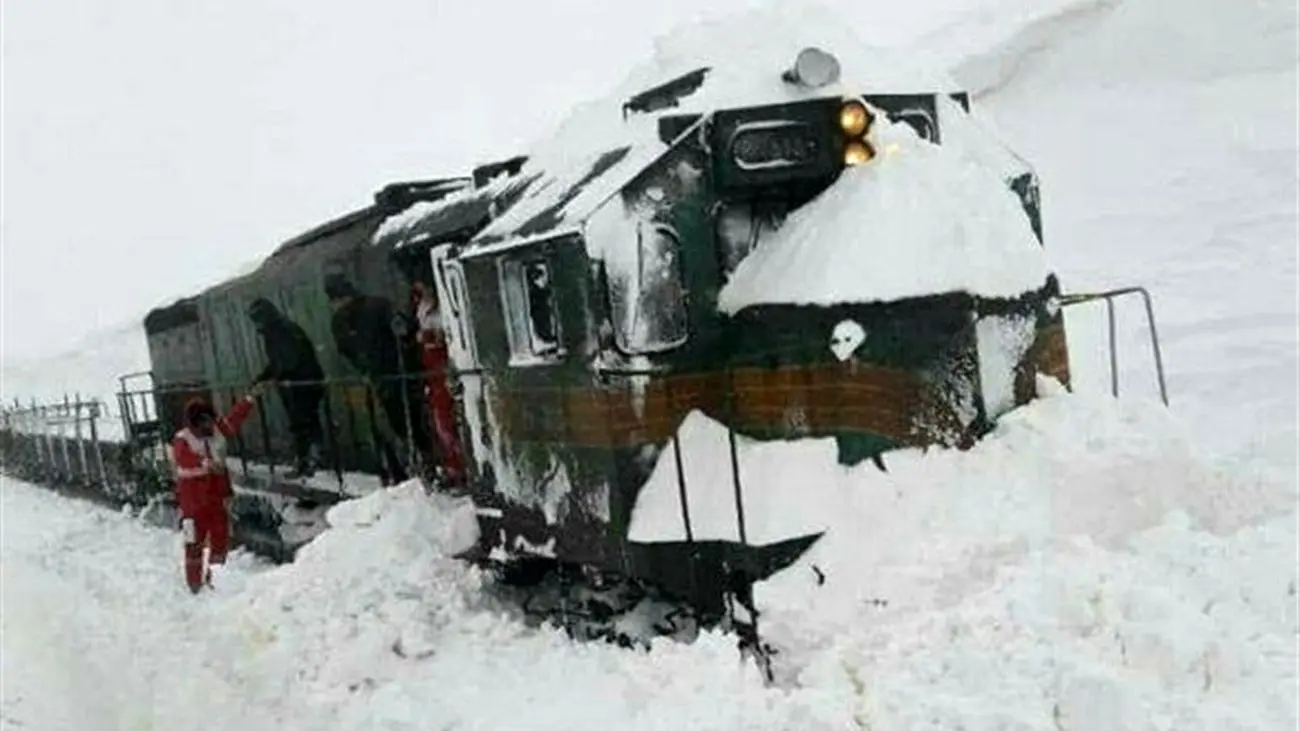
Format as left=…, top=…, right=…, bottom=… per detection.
left=1060, top=287, right=1170, bottom=406
left=0, top=395, right=123, bottom=493
left=113, top=371, right=441, bottom=495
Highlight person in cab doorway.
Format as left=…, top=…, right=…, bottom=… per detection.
left=412, top=281, right=467, bottom=486
left=248, top=298, right=326, bottom=479
left=323, top=271, right=430, bottom=483
left=169, top=384, right=266, bottom=593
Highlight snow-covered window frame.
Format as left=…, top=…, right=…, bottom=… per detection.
left=498, top=255, right=563, bottom=366
left=434, top=256, right=479, bottom=367
left=606, top=221, right=690, bottom=355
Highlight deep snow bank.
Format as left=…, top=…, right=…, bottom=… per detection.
left=912, top=0, right=1298, bottom=97
left=205, top=481, right=481, bottom=715
left=203, top=387, right=1294, bottom=730
left=750, top=377, right=1295, bottom=623
left=4, top=380, right=1295, bottom=730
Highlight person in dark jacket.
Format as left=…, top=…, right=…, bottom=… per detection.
left=323, top=272, right=430, bottom=482
left=248, top=298, right=326, bottom=478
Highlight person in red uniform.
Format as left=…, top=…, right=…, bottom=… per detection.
left=412, top=281, right=466, bottom=485
left=169, top=384, right=265, bottom=593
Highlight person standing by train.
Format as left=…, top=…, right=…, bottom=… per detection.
left=169, top=383, right=266, bottom=593
left=247, top=298, right=326, bottom=479
left=412, top=281, right=466, bottom=485
left=323, top=271, right=431, bottom=483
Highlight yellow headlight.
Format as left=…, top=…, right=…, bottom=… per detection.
left=839, top=101, right=870, bottom=137
left=844, top=141, right=874, bottom=166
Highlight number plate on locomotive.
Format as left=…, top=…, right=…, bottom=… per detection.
left=728, top=121, right=821, bottom=171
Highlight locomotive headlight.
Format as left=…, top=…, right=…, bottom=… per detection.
left=782, top=47, right=841, bottom=88
left=839, top=100, right=870, bottom=137
left=844, top=141, right=874, bottom=166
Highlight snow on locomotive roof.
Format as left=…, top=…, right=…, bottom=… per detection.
left=456, top=3, right=961, bottom=255
left=625, top=3, right=959, bottom=112
left=372, top=184, right=501, bottom=247
left=716, top=114, right=1050, bottom=314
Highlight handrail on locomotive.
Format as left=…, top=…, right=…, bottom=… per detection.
left=1059, top=286, right=1170, bottom=406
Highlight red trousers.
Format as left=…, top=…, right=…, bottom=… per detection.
left=181, top=503, right=230, bottom=591
left=420, top=343, right=466, bottom=483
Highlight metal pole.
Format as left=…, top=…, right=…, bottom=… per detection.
left=254, top=391, right=276, bottom=484
left=320, top=382, right=344, bottom=492
left=36, top=401, right=52, bottom=477
left=667, top=375, right=694, bottom=544
left=342, top=379, right=361, bottom=475
left=59, top=395, right=74, bottom=481
left=1137, top=288, right=1170, bottom=406
left=74, top=394, right=90, bottom=483
left=37, top=401, right=47, bottom=473
left=1061, top=287, right=1170, bottom=407
left=88, top=401, right=107, bottom=486
left=117, top=375, right=132, bottom=445
left=364, top=383, right=389, bottom=480
left=724, top=369, right=748, bottom=546
left=1106, top=298, right=1118, bottom=399
left=392, top=329, right=419, bottom=475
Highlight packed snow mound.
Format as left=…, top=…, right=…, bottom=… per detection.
left=196, top=478, right=839, bottom=728
left=632, top=378, right=1296, bottom=560
left=5, top=380, right=1297, bottom=730
left=717, top=115, right=1048, bottom=314
left=734, top=383, right=1298, bottom=728
left=207, top=481, right=480, bottom=715
left=628, top=409, right=840, bottom=544
left=637, top=384, right=1296, bottom=728
left=766, top=510, right=1299, bottom=730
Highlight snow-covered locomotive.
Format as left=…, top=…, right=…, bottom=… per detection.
left=371, top=44, right=1068, bottom=628
left=108, top=37, right=1078, bottom=652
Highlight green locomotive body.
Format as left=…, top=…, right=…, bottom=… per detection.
left=129, top=47, right=1071, bottom=619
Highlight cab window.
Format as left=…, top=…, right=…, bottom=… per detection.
left=500, top=256, right=561, bottom=363
left=608, top=222, right=688, bottom=354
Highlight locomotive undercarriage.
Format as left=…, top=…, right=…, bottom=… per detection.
left=480, top=554, right=783, bottom=684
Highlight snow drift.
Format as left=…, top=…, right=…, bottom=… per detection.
left=3, top=384, right=1295, bottom=730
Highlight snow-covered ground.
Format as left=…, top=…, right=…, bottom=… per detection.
left=3, top=0, right=1297, bottom=728
left=977, top=0, right=1298, bottom=483
left=2, top=385, right=1295, bottom=730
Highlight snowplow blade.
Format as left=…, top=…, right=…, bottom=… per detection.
left=628, top=532, right=824, bottom=617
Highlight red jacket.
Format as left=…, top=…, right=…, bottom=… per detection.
left=168, top=397, right=255, bottom=514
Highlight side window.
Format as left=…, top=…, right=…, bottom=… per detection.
left=608, top=222, right=689, bottom=354
left=500, top=256, right=561, bottom=362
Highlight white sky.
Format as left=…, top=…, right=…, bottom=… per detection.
left=0, top=0, right=975, bottom=364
